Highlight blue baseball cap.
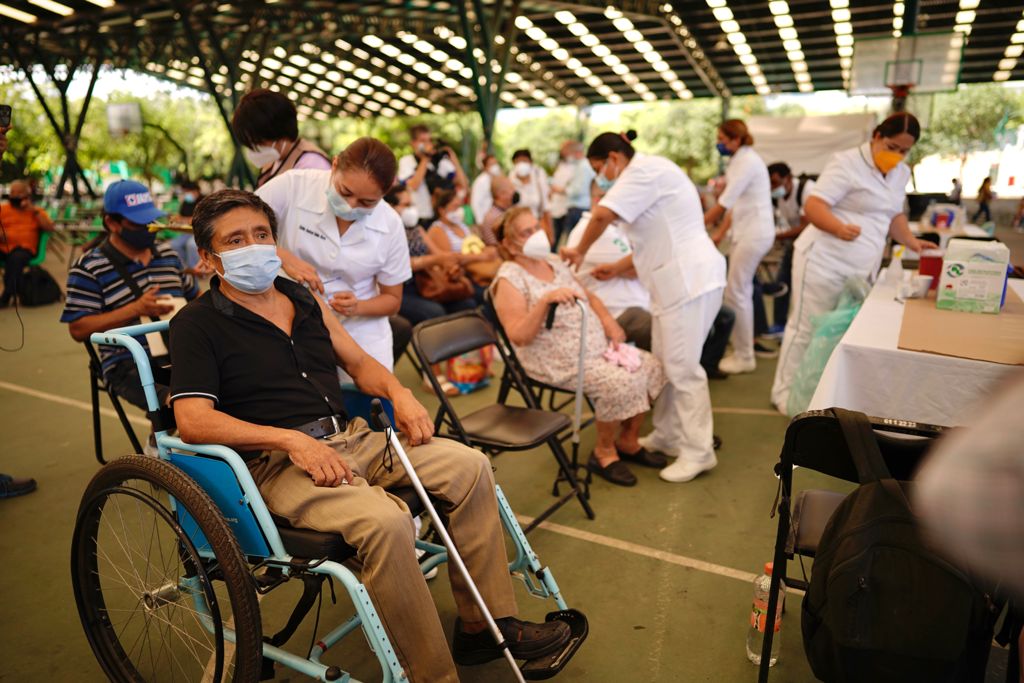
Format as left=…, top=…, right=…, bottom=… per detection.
left=103, top=180, right=165, bottom=225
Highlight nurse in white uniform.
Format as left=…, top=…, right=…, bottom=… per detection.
left=703, top=119, right=776, bottom=375
left=770, top=112, right=929, bottom=414
left=562, top=131, right=727, bottom=483
left=256, top=137, right=412, bottom=380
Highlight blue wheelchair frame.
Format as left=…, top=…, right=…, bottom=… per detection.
left=90, top=320, right=574, bottom=682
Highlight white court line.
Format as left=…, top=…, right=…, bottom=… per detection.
left=0, top=379, right=150, bottom=428
left=517, top=514, right=805, bottom=595
left=1, top=378, right=798, bottom=589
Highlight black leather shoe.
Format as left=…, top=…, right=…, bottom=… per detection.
left=713, top=435, right=722, bottom=450
left=705, top=366, right=729, bottom=380
left=616, top=446, right=668, bottom=468
left=452, top=616, right=571, bottom=665
left=0, top=473, right=36, bottom=498
left=587, top=456, right=637, bottom=486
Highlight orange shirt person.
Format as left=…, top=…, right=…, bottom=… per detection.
left=1, top=179, right=53, bottom=307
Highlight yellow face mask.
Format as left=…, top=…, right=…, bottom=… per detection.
left=873, top=149, right=904, bottom=174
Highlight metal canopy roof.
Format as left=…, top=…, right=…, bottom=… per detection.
left=2, top=0, right=1023, bottom=122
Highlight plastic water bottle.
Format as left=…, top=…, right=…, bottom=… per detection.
left=746, top=562, right=784, bottom=667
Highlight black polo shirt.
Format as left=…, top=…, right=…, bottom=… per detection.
left=169, top=276, right=347, bottom=433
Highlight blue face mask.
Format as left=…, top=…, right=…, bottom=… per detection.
left=326, top=186, right=375, bottom=222
left=595, top=162, right=616, bottom=191
left=771, top=186, right=787, bottom=200
left=216, top=244, right=282, bottom=294
left=119, top=222, right=157, bottom=250
left=716, top=142, right=733, bottom=156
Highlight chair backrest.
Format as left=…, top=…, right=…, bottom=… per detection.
left=781, top=410, right=945, bottom=484
left=412, top=310, right=498, bottom=365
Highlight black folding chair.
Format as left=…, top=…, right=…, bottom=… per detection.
left=758, top=408, right=946, bottom=682
left=482, top=290, right=597, bottom=433
left=411, top=310, right=594, bottom=532
left=85, top=342, right=143, bottom=464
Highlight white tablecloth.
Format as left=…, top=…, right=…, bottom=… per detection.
left=809, top=279, right=1023, bottom=427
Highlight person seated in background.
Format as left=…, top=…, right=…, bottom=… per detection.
left=172, top=189, right=570, bottom=682
left=509, top=149, right=553, bottom=243
left=385, top=184, right=475, bottom=397
left=491, top=207, right=666, bottom=487
left=60, top=180, right=198, bottom=418
left=479, top=174, right=517, bottom=246
left=470, top=154, right=499, bottom=224
left=231, top=88, right=331, bottom=188
left=567, top=211, right=736, bottom=381
left=168, top=180, right=214, bottom=280
left=386, top=184, right=476, bottom=326
left=426, top=187, right=501, bottom=293
left=0, top=125, right=37, bottom=499
left=1, top=179, right=54, bottom=308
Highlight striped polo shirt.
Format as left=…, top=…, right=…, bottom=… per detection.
left=60, top=240, right=199, bottom=371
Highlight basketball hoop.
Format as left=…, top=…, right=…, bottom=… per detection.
left=850, top=32, right=963, bottom=98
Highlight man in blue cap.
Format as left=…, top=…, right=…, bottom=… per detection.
left=61, top=180, right=199, bottom=429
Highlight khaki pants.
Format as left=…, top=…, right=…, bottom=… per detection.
left=248, top=419, right=517, bottom=683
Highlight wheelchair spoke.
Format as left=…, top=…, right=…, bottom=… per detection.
left=73, top=458, right=260, bottom=683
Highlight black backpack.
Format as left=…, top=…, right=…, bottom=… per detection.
left=17, top=266, right=62, bottom=306
left=801, top=409, right=997, bottom=683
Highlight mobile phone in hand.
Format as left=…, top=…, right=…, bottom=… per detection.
left=0, top=104, right=11, bottom=127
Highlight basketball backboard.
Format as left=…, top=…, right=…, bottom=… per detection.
left=107, top=102, right=143, bottom=138
left=850, top=32, right=964, bottom=96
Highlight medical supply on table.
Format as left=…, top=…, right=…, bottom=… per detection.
left=923, top=202, right=965, bottom=230
left=918, top=248, right=944, bottom=290
left=936, top=238, right=1010, bottom=314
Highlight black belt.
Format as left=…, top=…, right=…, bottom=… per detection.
left=292, top=415, right=347, bottom=440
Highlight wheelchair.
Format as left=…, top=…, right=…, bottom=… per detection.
left=71, top=320, right=587, bottom=682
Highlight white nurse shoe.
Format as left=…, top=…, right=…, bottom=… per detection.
left=718, top=353, right=756, bottom=374
left=659, top=454, right=718, bottom=483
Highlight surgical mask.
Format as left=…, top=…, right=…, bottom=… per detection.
left=514, top=161, right=532, bottom=177
left=873, top=149, right=903, bottom=174
left=119, top=223, right=157, bottom=250
left=182, top=192, right=197, bottom=203
left=521, top=230, right=550, bottom=259
left=716, top=142, right=733, bottom=156
left=771, top=186, right=787, bottom=200
left=487, top=164, right=501, bottom=176
left=447, top=208, right=465, bottom=224
left=216, top=244, right=282, bottom=294
left=326, top=185, right=375, bottom=222
left=9, top=196, right=26, bottom=209
left=244, top=144, right=280, bottom=168
left=400, top=206, right=420, bottom=228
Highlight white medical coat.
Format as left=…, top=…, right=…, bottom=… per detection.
left=255, top=169, right=412, bottom=371
left=717, top=145, right=775, bottom=244
left=797, top=142, right=911, bottom=277
left=599, top=153, right=726, bottom=314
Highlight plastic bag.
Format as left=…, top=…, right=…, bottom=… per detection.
left=786, top=277, right=870, bottom=417
left=445, top=345, right=494, bottom=394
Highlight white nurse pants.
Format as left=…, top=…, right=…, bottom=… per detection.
left=769, top=242, right=849, bottom=414
left=648, top=286, right=724, bottom=465
left=723, top=234, right=775, bottom=362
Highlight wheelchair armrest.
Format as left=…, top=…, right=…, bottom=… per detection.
left=91, top=322, right=173, bottom=414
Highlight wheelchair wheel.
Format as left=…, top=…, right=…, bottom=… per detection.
left=72, top=456, right=262, bottom=682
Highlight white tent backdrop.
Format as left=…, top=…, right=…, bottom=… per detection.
left=748, top=113, right=878, bottom=176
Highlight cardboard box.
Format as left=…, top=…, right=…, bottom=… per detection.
left=935, top=238, right=1010, bottom=314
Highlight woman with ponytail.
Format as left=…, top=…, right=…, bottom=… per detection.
left=703, top=119, right=776, bottom=375
left=561, top=130, right=726, bottom=484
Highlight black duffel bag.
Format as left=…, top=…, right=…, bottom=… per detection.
left=17, top=266, right=62, bottom=306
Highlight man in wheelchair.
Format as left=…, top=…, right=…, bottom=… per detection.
left=169, top=189, right=570, bottom=682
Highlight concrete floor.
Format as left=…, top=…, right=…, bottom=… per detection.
left=2, top=226, right=1020, bottom=682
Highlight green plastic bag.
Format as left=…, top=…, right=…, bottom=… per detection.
left=786, top=277, right=870, bottom=417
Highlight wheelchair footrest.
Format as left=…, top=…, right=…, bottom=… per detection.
left=519, top=609, right=588, bottom=680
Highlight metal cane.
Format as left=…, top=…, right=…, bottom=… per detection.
left=368, top=400, right=527, bottom=683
